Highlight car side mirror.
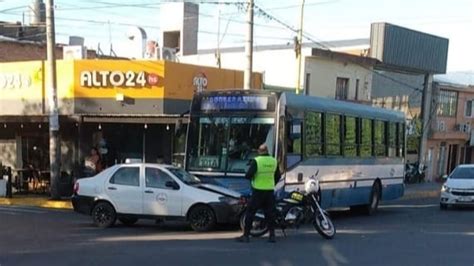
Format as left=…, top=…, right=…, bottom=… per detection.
left=442, top=174, right=448, bottom=180
left=165, top=181, right=180, bottom=190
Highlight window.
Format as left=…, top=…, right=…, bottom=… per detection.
left=110, top=167, right=140, bottom=187
left=325, top=114, right=341, bottom=156
left=344, top=116, right=357, bottom=156
left=465, top=100, right=473, bottom=117
left=360, top=118, right=373, bottom=157
left=335, top=77, right=349, bottom=100
left=145, top=167, right=176, bottom=189
left=304, top=112, right=323, bottom=157
left=305, top=73, right=311, bottom=94
left=388, top=122, right=397, bottom=157
left=437, top=90, right=458, bottom=117
left=355, top=79, right=360, bottom=100
left=397, top=123, right=405, bottom=157
left=374, top=120, right=386, bottom=157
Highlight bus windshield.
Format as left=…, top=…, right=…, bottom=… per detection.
left=187, top=115, right=275, bottom=174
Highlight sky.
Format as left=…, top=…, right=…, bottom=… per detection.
left=0, top=0, right=473, bottom=72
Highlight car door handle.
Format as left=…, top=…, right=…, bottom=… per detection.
left=144, top=190, right=154, bottom=194
left=107, top=187, right=117, bottom=190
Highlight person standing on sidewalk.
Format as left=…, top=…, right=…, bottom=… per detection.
left=236, top=144, right=281, bottom=243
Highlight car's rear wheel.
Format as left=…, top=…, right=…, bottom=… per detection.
left=188, top=205, right=216, bottom=232
left=92, top=202, right=116, bottom=228
left=119, top=217, right=138, bottom=226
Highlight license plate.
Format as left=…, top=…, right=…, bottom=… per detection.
left=458, top=196, right=472, bottom=202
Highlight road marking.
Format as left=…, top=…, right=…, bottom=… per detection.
left=0, top=205, right=47, bottom=214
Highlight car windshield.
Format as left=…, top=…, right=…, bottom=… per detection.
left=450, top=167, right=474, bottom=179
left=166, top=167, right=201, bottom=184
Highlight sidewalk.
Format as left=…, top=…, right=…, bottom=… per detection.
left=403, top=181, right=442, bottom=199
left=0, top=195, right=73, bottom=210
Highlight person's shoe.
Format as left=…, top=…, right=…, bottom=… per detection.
left=268, top=235, right=276, bottom=243
left=235, top=235, right=250, bottom=243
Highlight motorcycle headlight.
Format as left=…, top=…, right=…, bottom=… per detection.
left=219, top=196, right=240, bottom=205
left=441, top=185, right=451, bottom=193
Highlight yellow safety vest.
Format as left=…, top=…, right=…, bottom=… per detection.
left=252, top=155, right=277, bottom=190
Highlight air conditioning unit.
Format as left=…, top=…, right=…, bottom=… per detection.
left=437, top=120, right=446, bottom=132
left=455, top=123, right=471, bottom=133
left=161, top=47, right=177, bottom=61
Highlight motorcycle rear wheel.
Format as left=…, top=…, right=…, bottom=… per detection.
left=239, top=212, right=269, bottom=237
left=313, top=212, right=336, bottom=239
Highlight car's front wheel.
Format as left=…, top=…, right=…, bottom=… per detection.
left=440, top=203, right=448, bottom=210
left=188, top=205, right=216, bottom=232
left=92, top=202, right=117, bottom=228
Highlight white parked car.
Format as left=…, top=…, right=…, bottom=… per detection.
left=72, top=163, right=244, bottom=231
left=440, top=164, right=474, bottom=210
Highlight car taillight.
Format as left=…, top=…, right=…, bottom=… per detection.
left=73, top=182, right=79, bottom=195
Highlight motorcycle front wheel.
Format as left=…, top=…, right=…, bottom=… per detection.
left=239, top=212, right=269, bottom=237
left=313, top=212, right=336, bottom=239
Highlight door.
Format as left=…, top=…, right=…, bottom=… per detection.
left=143, top=167, right=182, bottom=216
left=106, top=166, right=143, bottom=214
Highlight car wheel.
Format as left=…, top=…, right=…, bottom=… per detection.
left=119, top=217, right=138, bottom=226
left=440, top=203, right=448, bottom=210
left=92, top=202, right=117, bottom=228
left=188, top=205, right=216, bottom=232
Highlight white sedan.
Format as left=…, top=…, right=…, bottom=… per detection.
left=440, top=164, right=474, bottom=210
left=72, top=163, right=244, bottom=231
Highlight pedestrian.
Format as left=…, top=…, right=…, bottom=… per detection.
left=236, top=144, right=281, bottom=243
left=84, top=147, right=103, bottom=176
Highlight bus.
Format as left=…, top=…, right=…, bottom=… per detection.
left=185, top=89, right=406, bottom=212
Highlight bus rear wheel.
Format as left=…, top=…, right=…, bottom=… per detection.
left=350, top=182, right=381, bottom=215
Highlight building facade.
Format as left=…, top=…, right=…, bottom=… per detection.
left=0, top=59, right=262, bottom=195
left=426, top=83, right=474, bottom=179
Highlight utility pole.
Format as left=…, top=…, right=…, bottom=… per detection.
left=46, top=0, right=61, bottom=199
left=418, top=73, right=433, bottom=181
left=295, top=0, right=305, bottom=94
left=243, top=0, right=254, bottom=90
left=216, top=2, right=221, bottom=68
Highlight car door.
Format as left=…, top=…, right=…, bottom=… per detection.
left=105, top=166, right=143, bottom=215
left=143, top=167, right=183, bottom=217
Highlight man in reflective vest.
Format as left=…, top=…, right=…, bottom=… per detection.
left=236, top=144, right=281, bottom=243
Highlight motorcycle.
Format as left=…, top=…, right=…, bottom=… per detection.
left=405, top=163, right=426, bottom=183
left=240, top=178, right=336, bottom=239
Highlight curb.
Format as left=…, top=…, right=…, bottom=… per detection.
left=402, top=190, right=440, bottom=200
left=0, top=197, right=73, bottom=210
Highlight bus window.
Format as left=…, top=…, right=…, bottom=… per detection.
left=360, top=118, right=372, bottom=157
left=344, top=116, right=357, bottom=157
left=286, top=119, right=302, bottom=169
left=374, top=120, right=386, bottom=157
left=227, top=117, right=275, bottom=172
left=388, top=122, right=397, bottom=157
left=325, top=114, right=341, bottom=156
left=304, top=112, right=323, bottom=158
left=187, top=117, right=229, bottom=171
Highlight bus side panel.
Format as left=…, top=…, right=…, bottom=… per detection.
left=381, top=183, right=404, bottom=201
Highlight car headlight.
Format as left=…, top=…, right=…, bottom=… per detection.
left=441, top=185, right=451, bottom=193
left=219, top=196, right=240, bottom=205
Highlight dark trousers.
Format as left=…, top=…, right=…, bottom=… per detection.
left=244, top=189, right=276, bottom=236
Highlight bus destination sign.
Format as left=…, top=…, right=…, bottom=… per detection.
left=201, top=95, right=269, bottom=111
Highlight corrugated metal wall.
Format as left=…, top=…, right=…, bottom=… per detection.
left=370, top=23, right=449, bottom=74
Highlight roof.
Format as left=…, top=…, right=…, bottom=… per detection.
left=197, top=38, right=370, bottom=55
left=434, top=72, right=474, bottom=87
left=282, top=92, right=405, bottom=122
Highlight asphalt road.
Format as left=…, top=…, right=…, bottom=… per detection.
left=0, top=186, right=473, bottom=266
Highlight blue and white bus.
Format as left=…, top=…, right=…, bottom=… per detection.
left=185, top=89, right=406, bottom=212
